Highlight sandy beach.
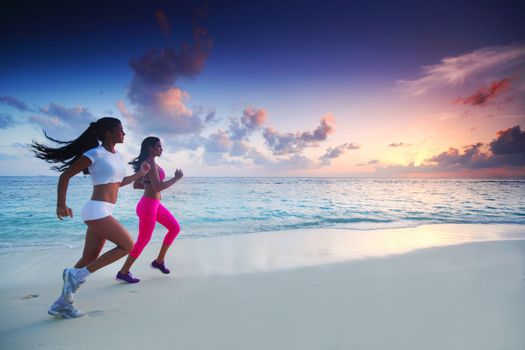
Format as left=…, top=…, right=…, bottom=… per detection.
left=1, top=224, right=524, bottom=350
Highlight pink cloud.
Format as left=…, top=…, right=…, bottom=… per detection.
left=455, top=78, right=512, bottom=106
left=158, top=88, right=192, bottom=115
left=398, top=44, right=525, bottom=95
left=116, top=100, right=136, bottom=127
left=229, top=107, right=267, bottom=141
left=243, top=107, right=267, bottom=129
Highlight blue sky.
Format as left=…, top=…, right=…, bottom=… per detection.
left=1, top=0, right=524, bottom=176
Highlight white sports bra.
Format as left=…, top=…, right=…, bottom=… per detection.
left=83, top=146, right=127, bottom=185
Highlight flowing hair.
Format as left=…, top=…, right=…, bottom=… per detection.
left=129, top=136, right=160, bottom=172
left=31, top=117, right=122, bottom=174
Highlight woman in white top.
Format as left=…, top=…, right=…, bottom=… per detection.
left=31, top=117, right=150, bottom=318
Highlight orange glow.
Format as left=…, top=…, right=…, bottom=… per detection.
left=158, top=88, right=192, bottom=115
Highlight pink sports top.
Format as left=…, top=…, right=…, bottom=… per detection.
left=143, top=165, right=165, bottom=184
left=157, top=165, right=166, bottom=181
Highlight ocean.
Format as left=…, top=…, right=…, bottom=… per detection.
left=1, top=176, right=524, bottom=251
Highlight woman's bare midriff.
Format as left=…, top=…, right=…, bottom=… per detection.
left=90, top=183, right=121, bottom=203
left=143, top=184, right=161, bottom=200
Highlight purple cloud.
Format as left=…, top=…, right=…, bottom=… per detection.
left=426, top=143, right=492, bottom=169
left=230, top=140, right=251, bottom=157
left=0, top=96, right=33, bottom=112
left=272, top=154, right=317, bottom=170
left=202, top=151, right=243, bottom=166
left=368, top=159, right=380, bottom=165
left=245, top=151, right=316, bottom=170
left=489, top=125, right=525, bottom=155
left=357, top=159, right=380, bottom=166
left=424, top=126, right=525, bottom=170
left=421, top=126, right=525, bottom=170
left=377, top=125, right=525, bottom=176
left=263, top=114, right=335, bottom=155
left=194, top=109, right=339, bottom=169
left=41, top=103, right=96, bottom=124
left=28, top=115, right=61, bottom=128
left=229, top=107, right=267, bottom=141
left=205, top=130, right=232, bottom=153
left=164, top=134, right=208, bottom=151
left=154, top=10, right=172, bottom=40
left=201, top=107, right=264, bottom=164
left=0, top=96, right=98, bottom=137
left=319, top=142, right=359, bottom=166
left=203, top=108, right=219, bottom=125
left=125, top=11, right=213, bottom=136
left=388, top=142, right=409, bottom=147
left=22, top=103, right=97, bottom=140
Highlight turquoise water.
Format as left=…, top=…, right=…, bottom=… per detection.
left=0, top=176, right=524, bottom=251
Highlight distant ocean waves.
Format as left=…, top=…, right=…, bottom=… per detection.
left=1, top=177, right=524, bottom=251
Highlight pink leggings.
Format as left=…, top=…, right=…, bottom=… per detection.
left=129, top=197, right=181, bottom=259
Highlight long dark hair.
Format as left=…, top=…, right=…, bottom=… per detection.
left=129, top=136, right=160, bottom=172
left=31, top=117, right=122, bottom=174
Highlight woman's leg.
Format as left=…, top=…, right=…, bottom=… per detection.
left=119, top=198, right=159, bottom=274
left=55, top=216, right=133, bottom=306
left=83, top=216, right=134, bottom=273
left=154, top=203, right=180, bottom=263
left=49, top=227, right=103, bottom=313
left=118, top=255, right=137, bottom=276
left=74, top=227, right=106, bottom=268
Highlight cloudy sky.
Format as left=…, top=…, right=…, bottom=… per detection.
left=1, top=0, right=524, bottom=177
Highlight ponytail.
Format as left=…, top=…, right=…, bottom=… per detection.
left=129, top=136, right=160, bottom=172
left=31, top=117, right=121, bottom=174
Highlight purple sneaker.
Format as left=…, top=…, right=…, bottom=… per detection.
left=115, top=271, right=140, bottom=284
left=151, top=260, right=170, bottom=274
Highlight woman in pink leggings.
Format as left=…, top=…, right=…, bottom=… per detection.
left=116, top=137, right=183, bottom=283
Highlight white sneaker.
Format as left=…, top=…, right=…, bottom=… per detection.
left=62, top=268, right=83, bottom=303
left=48, top=301, right=86, bottom=319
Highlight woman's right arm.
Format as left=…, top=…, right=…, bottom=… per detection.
left=149, top=166, right=183, bottom=193
left=56, top=156, right=92, bottom=220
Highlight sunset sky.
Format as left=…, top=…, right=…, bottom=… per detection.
left=1, top=0, right=524, bottom=177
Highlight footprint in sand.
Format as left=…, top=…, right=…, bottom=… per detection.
left=87, top=310, right=105, bottom=317
left=21, top=294, right=39, bottom=300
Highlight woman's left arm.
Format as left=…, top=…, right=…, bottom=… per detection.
left=120, top=162, right=151, bottom=187
left=133, top=178, right=145, bottom=189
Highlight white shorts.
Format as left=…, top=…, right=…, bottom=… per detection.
left=81, top=200, right=115, bottom=221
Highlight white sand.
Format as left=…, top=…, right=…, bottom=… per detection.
left=1, top=224, right=524, bottom=350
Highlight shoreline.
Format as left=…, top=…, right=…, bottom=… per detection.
left=1, top=224, right=524, bottom=349
left=1, top=223, right=524, bottom=280
left=2, top=221, right=525, bottom=254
